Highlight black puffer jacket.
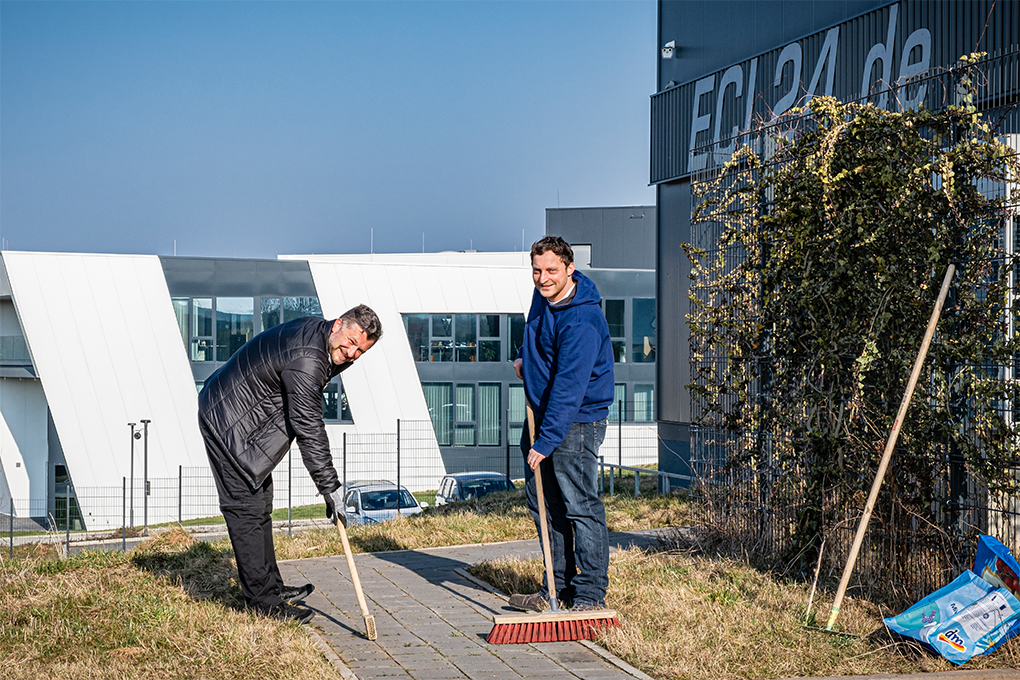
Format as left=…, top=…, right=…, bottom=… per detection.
left=198, top=317, right=345, bottom=494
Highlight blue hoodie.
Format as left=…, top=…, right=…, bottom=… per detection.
left=520, top=270, right=615, bottom=456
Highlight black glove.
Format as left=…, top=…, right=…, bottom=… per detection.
left=324, top=487, right=347, bottom=527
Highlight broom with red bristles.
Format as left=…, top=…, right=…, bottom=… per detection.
left=486, top=403, right=620, bottom=644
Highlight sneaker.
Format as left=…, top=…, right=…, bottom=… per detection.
left=256, top=602, right=315, bottom=625
left=508, top=592, right=549, bottom=612
left=570, top=601, right=606, bottom=612
left=280, top=583, right=315, bottom=604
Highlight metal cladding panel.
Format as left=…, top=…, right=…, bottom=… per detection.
left=652, top=0, right=1020, bottom=183
left=1, top=252, right=206, bottom=523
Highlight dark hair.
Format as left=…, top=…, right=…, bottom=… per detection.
left=340, top=304, right=383, bottom=342
left=530, top=235, right=574, bottom=266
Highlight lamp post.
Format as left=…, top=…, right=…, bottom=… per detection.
left=141, top=419, right=150, bottom=534
left=128, top=422, right=137, bottom=528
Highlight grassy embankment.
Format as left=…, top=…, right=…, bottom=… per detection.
left=3, top=476, right=1018, bottom=679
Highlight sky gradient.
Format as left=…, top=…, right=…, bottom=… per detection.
left=0, top=1, right=656, bottom=259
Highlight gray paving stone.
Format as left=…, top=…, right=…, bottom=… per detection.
left=279, top=532, right=666, bottom=680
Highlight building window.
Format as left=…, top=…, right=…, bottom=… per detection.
left=261, top=298, right=282, bottom=331
left=508, top=314, right=525, bottom=362
left=216, top=297, right=254, bottom=361
left=455, top=384, right=476, bottom=445
left=402, top=314, right=508, bottom=363
left=609, top=383, right=627, bottom=421
left=603, top=299, right=626, bottom=363
left=322, top=377, right=353, bottom=422
left=478, top=315, right=501, bottom=362
left=479, top=383, right=501, bottom=445
left=404, top=314, right=429, bottom=361
left=632, top=298, right=656, bottom=363
left=284, top=296, right=323, bottom=323
left=456, top=314, right=477, bottom=362
left=423, top=382, right=453, bottom=445
left=509, top=384, right=525, bottom=448
left=172, top=298, right=188, bottom=353
left=180, top=295, right=321, bottom=363
left=422, top=381, right=502, bottom=447
left=262, top=296, right=323, bottom=331
left=431, top=315, right=454, bottom=362
left=191, top=298, right=214, bottom=362
left=634, top=384, right=654, bottom=422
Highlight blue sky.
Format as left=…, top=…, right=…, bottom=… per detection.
left=0, top=1, right=656, bottom=259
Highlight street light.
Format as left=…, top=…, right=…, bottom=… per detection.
left=141, top=419, right=150, bottom=534
left=128, top=423, right=139, bottom=528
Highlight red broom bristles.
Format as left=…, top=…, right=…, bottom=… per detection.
left=486, top=615, right=620, bottom=644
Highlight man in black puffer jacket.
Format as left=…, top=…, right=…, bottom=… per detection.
left=198, top=304, right=382, bottom=624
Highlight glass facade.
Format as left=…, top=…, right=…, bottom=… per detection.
left=403, top=313, right=509, bottom=363
left=634, top=384, right=654, bottom=422
left=422, top=381, right=502, bottom=447
left=322, top=377, right=353, bottom=422
left=191, top=298, right=214, bottom=362
left=216, top=297, right=254, bottom=361
left=508, top=314, right=525, bottom=362
left=632, top=298, right=656, bottom=363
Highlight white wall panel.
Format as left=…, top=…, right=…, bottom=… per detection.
left=2, top=252, right=206, bottom=527
left=0, top=380, right=48, bottom=511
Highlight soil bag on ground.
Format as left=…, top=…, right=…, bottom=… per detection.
left=884, top=535, right=1020, bottom=664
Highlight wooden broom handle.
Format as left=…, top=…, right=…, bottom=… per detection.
left=527, top=401, right=560, bottom=609
left=825, top=263, right=955, bottom=630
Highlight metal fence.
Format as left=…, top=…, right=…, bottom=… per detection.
left=687, top=51, right=1020, bottom=603
left=2, top=412, right=660, bottom=546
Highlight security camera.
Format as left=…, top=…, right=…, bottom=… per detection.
left=661, top=40, right=675, bottom=59
left=134, top=431, right=142, bottom=440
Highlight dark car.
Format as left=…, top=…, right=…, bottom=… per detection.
left=434, top=472, right=515, bottom=506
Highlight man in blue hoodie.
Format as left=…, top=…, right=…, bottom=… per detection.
left=510, top=236, right=615, bottom=612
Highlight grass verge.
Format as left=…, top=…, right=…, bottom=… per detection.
left=469, top=527, right=1020, bottom=680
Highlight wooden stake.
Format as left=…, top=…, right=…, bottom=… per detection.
left=825, top=264, right=955, bottom=631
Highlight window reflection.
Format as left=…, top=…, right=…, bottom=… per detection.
left=216, top=297, right=254, bottom=362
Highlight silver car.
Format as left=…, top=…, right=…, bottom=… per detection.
left=343, top=480, right=426, bottom=526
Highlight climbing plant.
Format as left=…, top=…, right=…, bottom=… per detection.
left=685, top=54, right=1020, bottom=572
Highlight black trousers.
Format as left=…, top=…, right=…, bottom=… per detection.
left=200, top=418, right=283, bottom=610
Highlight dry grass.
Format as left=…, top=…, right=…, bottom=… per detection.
left=0, top=528, right=339, bottom=680
left=274, top=487, right=691, bottom=560
left=470, top=528, right=1020, bottom=680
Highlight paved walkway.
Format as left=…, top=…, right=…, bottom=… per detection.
left=279, top=530, right=664, bottom=680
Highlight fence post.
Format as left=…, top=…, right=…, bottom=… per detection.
left=342, top=433, right=347, bottom=493
left=65, top=488, right=71, bottom=557
left=141, top=419, right=150, bottom=535
left=288, top=448, right=292, bottom=537
left=609, top=464, right=615, bottom=496
left=618, top=399, right=623, bottom=467
left=635, top=470, right=640, bottom=497
left=122, top=477, right=127, bottom=552
left=396, top=419, right=401, bottom=517
left=178, top=465, right=183, bottom=525
left=505, top=406, right=511, bottom=481
left=9, top=496, right=13, bottom=560
left=128, top=422, right=136, bottom=529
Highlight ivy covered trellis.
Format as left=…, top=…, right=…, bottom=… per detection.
left=684, top=54, right=1020, bottom=595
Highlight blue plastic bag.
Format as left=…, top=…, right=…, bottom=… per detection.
left=883, top=535, right=1020, bottom=664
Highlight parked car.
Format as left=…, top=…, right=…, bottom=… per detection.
left=434, top=472, right=516, bottom=506
left=343, top=480, right=427, bottom=526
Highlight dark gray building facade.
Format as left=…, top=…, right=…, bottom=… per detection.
left=652, top=0, right=1020, bottom=484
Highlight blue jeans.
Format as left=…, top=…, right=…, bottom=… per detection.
left=523, top=419, right=609, bottom=607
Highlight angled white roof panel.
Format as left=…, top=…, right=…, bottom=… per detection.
left=2, top=252, right=206, bottom=524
